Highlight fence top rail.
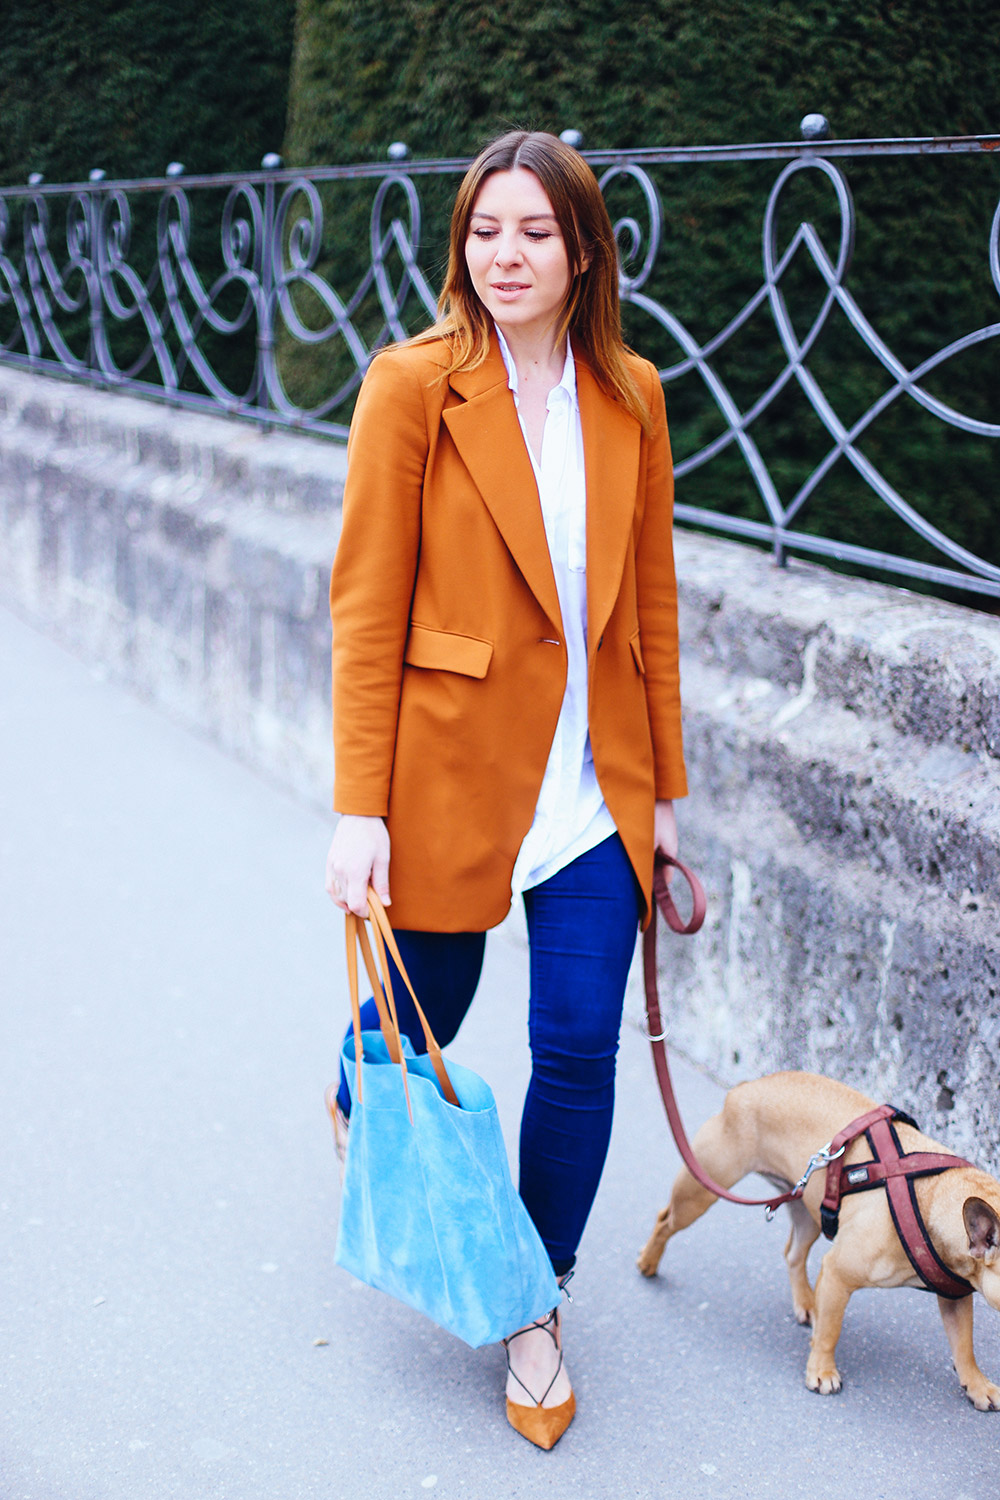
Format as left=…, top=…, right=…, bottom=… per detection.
left=2, top=132, right=999, bottom=198
left=1, top=126, right=997, bottom=600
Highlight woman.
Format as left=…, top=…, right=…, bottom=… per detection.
left=326, top=129, right=687, bottom=1449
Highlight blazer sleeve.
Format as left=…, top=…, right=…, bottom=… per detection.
left=330, top=350, right=431, bottom=816
left=635, top=363, right=688, bottom=801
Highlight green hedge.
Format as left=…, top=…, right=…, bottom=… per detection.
left=0, top=0, right=295, bottom=185
left=285, top=0, right=997, bottom=162
left=283, top=0, right=1000, bottom=591
left=0, top=3, right=296, bottom=398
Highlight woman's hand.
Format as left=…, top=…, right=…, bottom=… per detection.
left=654, top=799, right=678, bottom=871
left=325, top=815, right=391, bottom=917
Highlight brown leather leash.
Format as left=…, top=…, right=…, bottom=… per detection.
left=643, top=854, right=813, bottom=1215
left=645, top=856, right=977, bottom=1295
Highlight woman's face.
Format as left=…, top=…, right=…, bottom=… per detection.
left=465, top=168, right=574, bottom=345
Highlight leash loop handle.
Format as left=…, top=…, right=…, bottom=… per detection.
left=652, top=852, right=707, bottom=935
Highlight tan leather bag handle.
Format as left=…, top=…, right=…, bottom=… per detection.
left=345, top=889, right=460, bottom=1117
left=344, top=906, right=409, bottom=1113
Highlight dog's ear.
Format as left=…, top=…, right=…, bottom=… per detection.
left=964, top=1197, right=1000, bottom=1259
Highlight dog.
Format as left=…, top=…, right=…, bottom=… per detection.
left=637, top=1071, right=1000, bottom=1408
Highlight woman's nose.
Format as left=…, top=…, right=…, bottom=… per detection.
left=493, top=233, right=522, bottom=266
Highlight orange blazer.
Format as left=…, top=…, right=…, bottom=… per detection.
left=330, top=334, right=687, bottom=932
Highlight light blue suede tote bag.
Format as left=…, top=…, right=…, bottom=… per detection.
left=330, top=892, right=559, bottom=1349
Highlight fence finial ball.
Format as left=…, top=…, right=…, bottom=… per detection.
left=27, top=172, right=44, bottom=186
left=261, top=152, right=284, bottom=170
left=88, top=168, right=107, bottom=182
left=559, top=129, right=585, bottom=150
left=800, top=114, right=831, bottom=141
left=387, top=142, right=410, bottom=161
left=165, top=162, right=185, bottom=178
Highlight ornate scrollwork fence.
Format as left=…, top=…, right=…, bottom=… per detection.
left=1, top=131, right=998, bottom=598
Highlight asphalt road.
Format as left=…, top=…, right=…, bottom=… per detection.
left=2, top=603, right=997, bottom=1500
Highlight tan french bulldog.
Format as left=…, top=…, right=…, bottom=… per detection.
left=637, top=1071, right=1000, bottom=1408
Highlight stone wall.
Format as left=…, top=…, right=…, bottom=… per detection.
left=667, top=538, right=1000, bottom=1168
left=0, top=368, right=342, bottom=806
left=1, top=365, right=997, bottom=1167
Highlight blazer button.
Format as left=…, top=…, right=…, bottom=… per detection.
left=539, top=637, right=561, bottom=646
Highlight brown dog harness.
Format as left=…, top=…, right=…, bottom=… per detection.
left=819, top=1105, right=975, bottom=1299
left=644, top=858, right=975, bottom=1302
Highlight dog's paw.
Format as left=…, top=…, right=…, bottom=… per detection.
left=636, top=1247, right=661, bottom=1278
left=962, top=1376, right=1000, bottom=1412
left=805, top=1362, right=842, bottom=1396
left=792, top=1299, right=814, bottom=1328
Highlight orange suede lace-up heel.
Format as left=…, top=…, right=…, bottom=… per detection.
left=502, top=1285, right=575, bottom=1449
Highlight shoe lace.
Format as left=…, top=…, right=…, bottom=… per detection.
left=502, top=1308, right=564, bottom=1408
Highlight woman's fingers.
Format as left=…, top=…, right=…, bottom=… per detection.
left=326, top=815, right=391, bottom=916
left=653, top=798, right=678, bottom=857
left=324, top=839, right=347, bottom=909
left=345, top=870, right=370, bottom=917
left=370, top=841, right=391, bottom=907
left=653, top=799, right=678, bottom=883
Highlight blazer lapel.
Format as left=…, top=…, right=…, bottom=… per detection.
left=577, top=358, right=642, bottom=660
left=443, top=341, right=563, bottom=631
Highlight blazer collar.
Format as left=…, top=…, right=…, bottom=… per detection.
left=442, top=337, right=642, bottom=644
left=443, top=339, right=562, bottom=630
left=576, top=356, right=642, bottom=660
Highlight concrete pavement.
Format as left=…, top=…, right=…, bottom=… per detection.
left=2, top=602, right=997, bottom=1500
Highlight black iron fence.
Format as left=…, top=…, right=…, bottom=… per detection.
left=1, top=126, right=998, bottom=598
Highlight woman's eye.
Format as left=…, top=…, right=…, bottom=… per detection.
left=525, top=231, right=552, bottom=241
left=472, top=228, right=496, bottom=240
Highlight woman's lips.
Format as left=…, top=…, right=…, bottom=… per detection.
left=491, top=282, right=530, bottom=294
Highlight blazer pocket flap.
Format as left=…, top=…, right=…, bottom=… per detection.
left=404, top=624, right=494, bottom=679
left=629, top=630, right=646, bottom=674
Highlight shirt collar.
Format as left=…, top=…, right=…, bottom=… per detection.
left=494, top=324, right=578, bottom=408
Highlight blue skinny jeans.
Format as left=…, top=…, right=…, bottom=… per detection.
left=337, top=833, right=640, bottom=1275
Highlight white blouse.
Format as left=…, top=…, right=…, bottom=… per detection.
left=495, top=328, right=618, bottom=895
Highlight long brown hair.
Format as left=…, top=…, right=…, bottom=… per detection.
left=410, top=130, right=651, bottom=430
